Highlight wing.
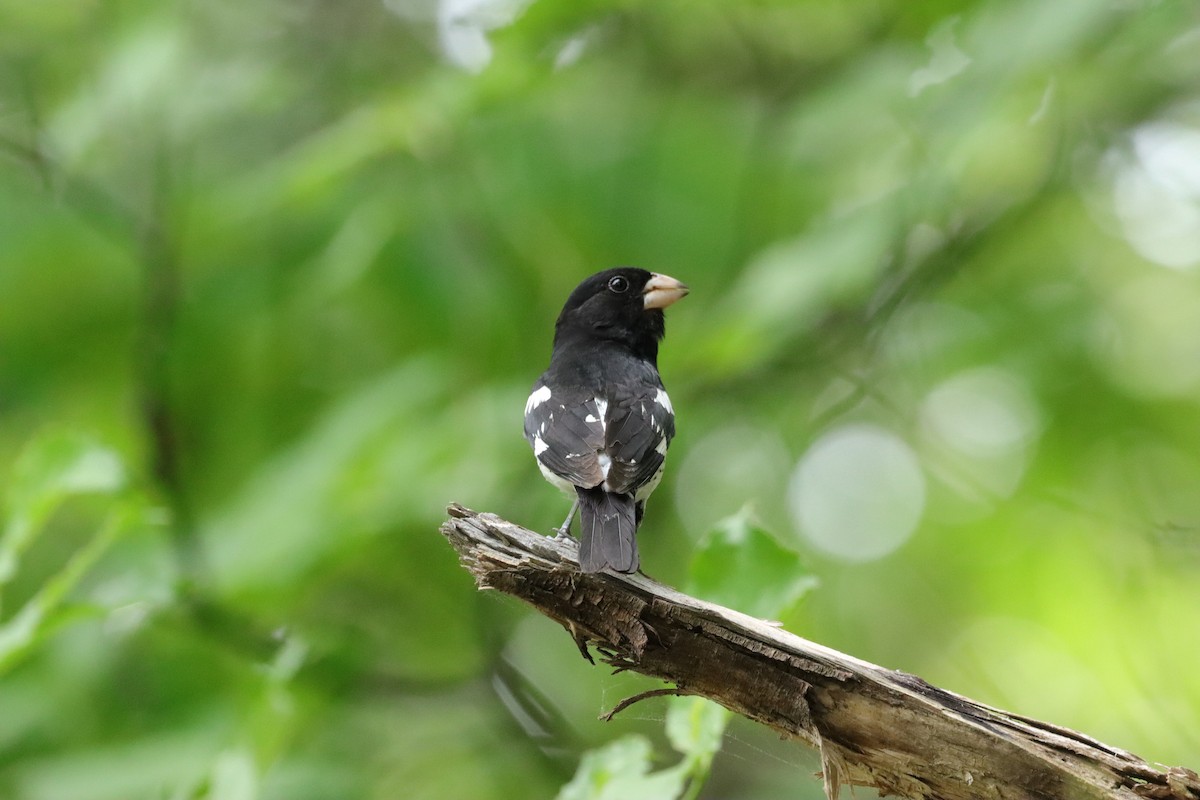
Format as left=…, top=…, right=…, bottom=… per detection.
left=524, top=381, right=605, bottom=489
left=601, top=385, right=675, bottom=496
left=525, top=380, right=676, bottom=495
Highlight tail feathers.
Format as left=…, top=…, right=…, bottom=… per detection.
left=576, top=487, right=639, bottom=574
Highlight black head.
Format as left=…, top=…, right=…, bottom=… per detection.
left=553, top=268, right=688, bottom=364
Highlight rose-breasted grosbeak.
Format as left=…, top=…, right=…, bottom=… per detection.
left=524, top=268, right=688, bottom=573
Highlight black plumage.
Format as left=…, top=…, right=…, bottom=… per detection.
left=524, top=268, right=688, bottom=573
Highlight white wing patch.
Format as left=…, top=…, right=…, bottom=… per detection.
left=525, top=385, right=552, bottom=415
left=654, top=388, right=673, bottom=414
left=533, top=434, right=549, bottom=456
left=636, top=461, right=666, bottom=501
left=586, top=396, right=610, bottom=436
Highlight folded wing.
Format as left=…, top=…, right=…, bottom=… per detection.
left=524, top=381, right=674, bottom=496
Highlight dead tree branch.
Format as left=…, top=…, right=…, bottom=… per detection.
left=440, top=504, right=1199, bottom=800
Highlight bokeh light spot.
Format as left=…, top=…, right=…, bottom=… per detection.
left=921, top=367, right=1041, bottom=458
left=1112, top=122, right=1200, bottom=271
left=788, top=424, right=925, bottom=561
left=918, top=367, right=1042, bottom=511
left=675, top=425, right=792, bottom=537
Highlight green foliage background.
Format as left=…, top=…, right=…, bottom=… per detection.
left=2, top=0, right=1199, bottom=797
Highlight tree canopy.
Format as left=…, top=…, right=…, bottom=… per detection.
left=1, top=0, right=1198, bottom=798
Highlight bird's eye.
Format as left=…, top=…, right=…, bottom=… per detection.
left=608, top=276, right=629, bottom=294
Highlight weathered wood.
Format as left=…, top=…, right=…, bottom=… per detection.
left=440, top=504, right=1199, bottom=800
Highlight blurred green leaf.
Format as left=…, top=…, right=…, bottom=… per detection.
left=204, top=748, right=258, bottom=800
left=665, top=696, right=730, bottom=800
left=688, top=509, right=818, bottom=621
left=561, top=697, right=735, bottom=800
left=0, top=499, right=139, bottom=674
left=0, top=431, right=126, bottom=589
left=556, top=735, right=688, bottom=800
left=8, top=729, right=219, bottom=800
left=5, top=431, right=126, bottom=503
left=665, top=697, right=727, bottom=762
left=0, top=432, right=146, bottom=678
left=702, top=207, right=895, bottom=375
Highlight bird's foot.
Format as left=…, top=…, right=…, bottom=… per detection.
left=553, top=499, right=580, bottom=541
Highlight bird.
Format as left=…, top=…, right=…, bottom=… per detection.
left=524, top=268, right=689, bottom=574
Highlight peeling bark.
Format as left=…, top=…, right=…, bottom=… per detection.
left=440, top=504, right=1200, bottom=800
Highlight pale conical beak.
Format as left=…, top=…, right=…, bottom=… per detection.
left=643, top=273, right=689, bottom=310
